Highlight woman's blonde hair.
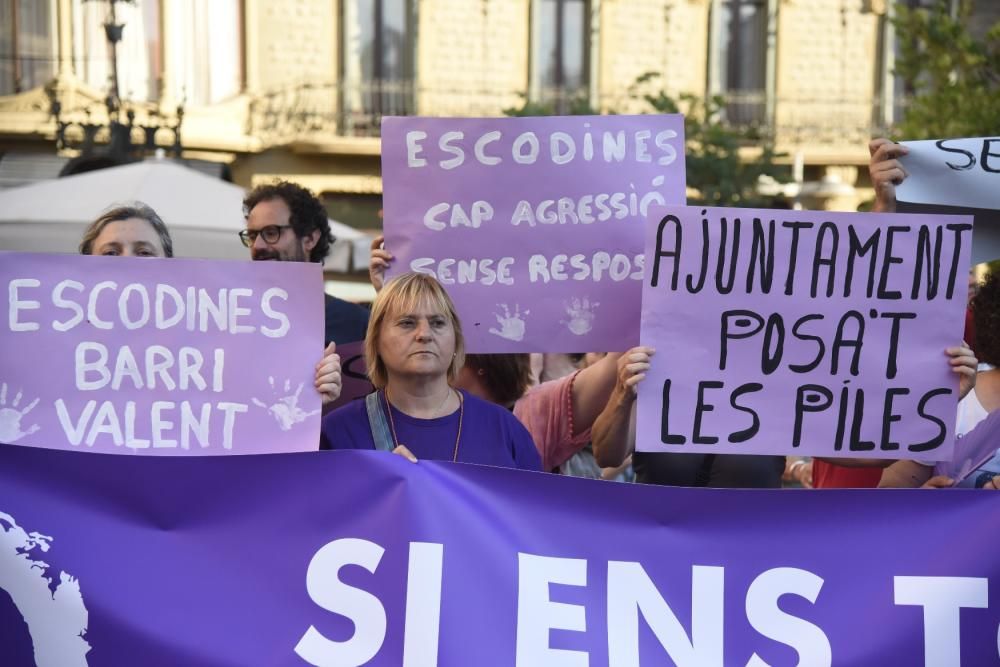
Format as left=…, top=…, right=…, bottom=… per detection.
left=364, top=272, right=466, bottom=389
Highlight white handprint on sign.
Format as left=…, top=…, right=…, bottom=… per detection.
left=252, top=377, right=320, bottom=431
left=0, top=383, right=40, bottom=443
left=561, top=298, right=600, bottom=335
left=488, top=303, right=529, bottom=342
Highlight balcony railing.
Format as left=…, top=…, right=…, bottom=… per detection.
left=246, top=80, right=906, bottom=149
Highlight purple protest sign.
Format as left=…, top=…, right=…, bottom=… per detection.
left=1, top=445, right=999, bottom=666
left=381, top=115, right=686, bottom=352
left=637, top=206, right=973, bottom=461
left=0, top=252, right=324, bottom=455
left=937, top=407, right=1000, bottom=484
left=328, top=339, right=374, bottom=411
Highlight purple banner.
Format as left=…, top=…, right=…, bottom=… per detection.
left=1, top=446, right=999, bottom=666
left=0, top=252, right=324, bottom=455
left=637, top=206, right=973, bottom=461
left=381, top=115, right=686, bottom=352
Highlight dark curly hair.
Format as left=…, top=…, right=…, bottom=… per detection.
left=243, top=180, right=332, bottom=263
left=972, top=271, right=1000, bottom=366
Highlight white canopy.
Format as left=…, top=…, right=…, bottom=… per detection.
left=0, top=160, right=366, bottom=271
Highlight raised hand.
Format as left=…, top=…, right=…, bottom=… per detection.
left=369, top=234, right=394, bottom=292
left=869, top=138, right=909, bottom=213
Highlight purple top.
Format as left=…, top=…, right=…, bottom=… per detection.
left=320, top=390, right=542, bottom=471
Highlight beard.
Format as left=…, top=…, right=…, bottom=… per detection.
left=251, top=244, right=308, bottom=262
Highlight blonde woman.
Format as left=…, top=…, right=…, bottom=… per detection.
left=320, top=273, right=541, bottom=470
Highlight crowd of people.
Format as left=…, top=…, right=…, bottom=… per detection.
left=71, top=138, right=999, bottom=492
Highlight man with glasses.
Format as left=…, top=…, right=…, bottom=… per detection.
left=241, top=181, right=370, bottom=345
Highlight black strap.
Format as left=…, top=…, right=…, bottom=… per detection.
left=365, top=392, right=395, bottom=452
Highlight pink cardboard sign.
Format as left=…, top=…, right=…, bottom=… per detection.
left=381, top=115, right=686, bottom=352
left=0, top=252, right=325, bottom=455
left=636, top=206, right=973, bottom=461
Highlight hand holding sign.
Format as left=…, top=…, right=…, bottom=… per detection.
left=314, top=342, right=342, bottom=407
left=868, top=138, right=909, bottom=212
left=369, top=234, right=393, bottom=292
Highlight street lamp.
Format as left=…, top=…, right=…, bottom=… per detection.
left=46, top=0, right=183, bottom=175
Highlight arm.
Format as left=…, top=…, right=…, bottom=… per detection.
left=868, top=138, right=909, bottom=213
left=569, top=351, right=625, bottom=435
left=783, top=457, right=814, bottom=488
left=591, top=348, right=653, bottom=468
left=813, top=457, right=895, bottom=468
left=878, top=459, right=935, bottom=488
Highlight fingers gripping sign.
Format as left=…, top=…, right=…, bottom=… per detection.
left=869, top=138, right=910, bottom=213
left=617, top=347, right=656, bottom=401
left=315, top=342, right=343, bottom=408
left=369, top=235, right=394, bottom=293
left=946, top=343, right=978, bottom=400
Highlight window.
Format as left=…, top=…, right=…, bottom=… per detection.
left=170, top=0, right=242, bottom=107
left=341, top=0, right=416, bottom=131
left=532, top=0, right=589, bottom=113
left=73, top=0, right=161, bottom=102
left=0, top=0, right=54, bottom=95
left=710, top=0, right=769, bottom=128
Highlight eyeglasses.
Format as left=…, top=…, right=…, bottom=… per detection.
left=238, top=225, right=293, bottom=247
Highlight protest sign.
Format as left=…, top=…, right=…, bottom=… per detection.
left=1, top=446, right=998, bottom=666
left=937, top=407, right=1000, bottom=487
left=328, top=339, right=374, bottom=411
left=637, top=206, right=973, bottom=461
left=381, top=115, right=686, bottom=352
left=0, top=252, right=324, bottom=454
left=897, top=137, right=1000, bottom=264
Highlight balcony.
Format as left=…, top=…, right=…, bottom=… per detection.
left=246, top=80, right=901, bottom=158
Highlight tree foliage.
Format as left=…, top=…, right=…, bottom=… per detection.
left=504, top=72, right=787, bottom=207
left=892, top=0, right=1000, bottom=139
left=629, top=73, right=786, bottom=207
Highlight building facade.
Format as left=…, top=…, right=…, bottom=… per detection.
left=0, top=0, right=992, bottom=226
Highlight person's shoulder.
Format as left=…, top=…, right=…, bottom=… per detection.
left=323, top=395, right=369, bottom=426
left=325, top=294, right=369, bottom=319
left=324, top=397, right=368, bottom=419
left=461, top=391, right=513, bottom=418
left=324, top=294, right=370, bottom=344
left=462, top=391, right=533, bottom=435
left=321, top=394, right=374, bottom=450
left=514, top=372, right=574, bottom=416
